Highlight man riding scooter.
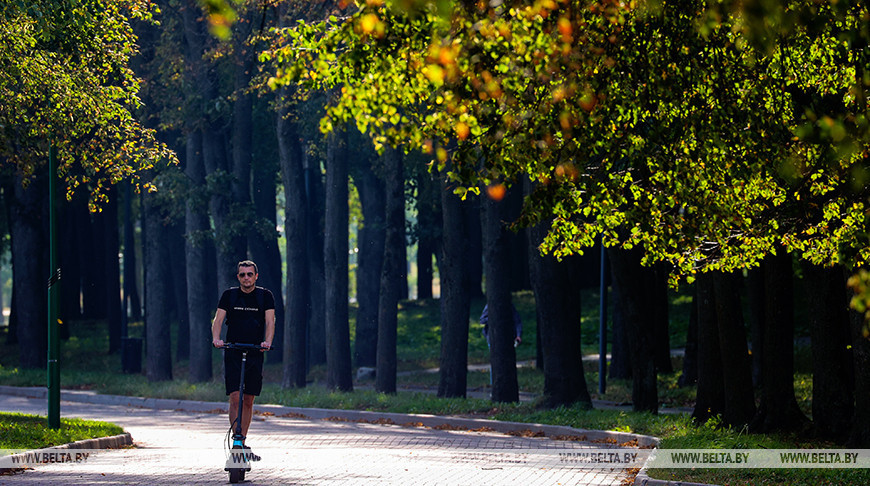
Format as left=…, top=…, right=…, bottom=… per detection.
left=212, top=260, right=275, bottom=461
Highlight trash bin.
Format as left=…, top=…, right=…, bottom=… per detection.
left=121, top=337, right=142, bottom=374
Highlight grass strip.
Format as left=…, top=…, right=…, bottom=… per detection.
left=0, top=412, right=124, bottom=452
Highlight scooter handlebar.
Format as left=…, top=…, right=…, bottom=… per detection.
left=220, top=342, right=274, bottom=351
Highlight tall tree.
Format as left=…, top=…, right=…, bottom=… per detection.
left=99, top=187, right=123, bottom=354
left=376, top=146, right=404, bottom=393
left=80, top=201, right=107, bottom=320
left=677, top=287, right=698, bottom=387
left=607, top=281, right=631, bottom=380
left=607, top=247, right=657, bottom=413
left=413, top=168, right=440, bottom=300
left=306, top=153, right=328, bottom=368
left=693, top=271, right=755, bottom=427
left=168, top=218, right=189, bottom=361
left=848, top=307, right=870, bottom=447
left=143, top=183, right=173, bottom=382
left=1, top=1, right=172, bottom=196
left=751, top=252, right=809, bottom=433
left=249, top=124, right=285, bottom=365
left=437, top=172, right=473, bottom=398
left=803, top=263, right=854, bottom=442
left=277, top=88, right=309, bottom=388
left=651, top=265, right=671, bottom=373
left=267, top=0, right=870, bottom=295
left=482, top=185, right=519, bottom=403
left=8, top=173, right=48, bottom=369
left=185, top=131, right=215, bottom=382
left=59, top=192, right=83, bottom=324
left=123, top=184, right=142, bottom=321
left=528, top=215, right=592, bottom=408
left=323, top=126, right=353, bottom=391
left=354, top=157, right=386, bottom=368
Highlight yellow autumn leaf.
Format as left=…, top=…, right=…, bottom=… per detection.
left=455, top=121, right=470, bottom=140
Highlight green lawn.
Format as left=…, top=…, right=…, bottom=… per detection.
left=0, top=412, right=124, bottom=452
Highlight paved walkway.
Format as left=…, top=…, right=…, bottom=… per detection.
left=0, top=387, right=657, bottom=486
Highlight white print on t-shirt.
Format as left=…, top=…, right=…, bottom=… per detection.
left=233, top=307, right=259, bottom=312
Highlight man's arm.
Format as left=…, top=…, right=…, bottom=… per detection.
left=212, top=308, right=227, bottom=348
left=261, top=309, right=275, bottom=351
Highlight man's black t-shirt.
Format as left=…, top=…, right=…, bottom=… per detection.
left=217, top=286, right=275, bottom=345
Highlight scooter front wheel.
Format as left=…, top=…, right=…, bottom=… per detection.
left=227, top=444, right=248, bottom=483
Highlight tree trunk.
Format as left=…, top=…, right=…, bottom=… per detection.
left=528, top=219, right=591, bottom=408
left=415, top=170, right=439, bottom=300
left=376, top=147, right=404, bottom=393
left=652, top=266, right=671, bottom=373
left=746, top=267, right=764, bottom=387
left=677, top=285, right=698, bottom=387
left=185, top=130, right=214, bottom=382
left=466, top=196, right=484, bottom=299
left=607, top=247, right=657, bottom=413
left=78, top=198, right=104, bottom=319
left=506, top=187, right=530, bottom=292
left=398, top=222, right=409, bottom=301
left=437, top=175, right=472, bottom=398
left=324, top=127, right=353, bottom=391
left=249, top=141, right=284, bottom=366
left=417, top=238, right=434, bottom=299
left=848, top=306, right=870, bottom=447
left=692, top=273, right=723, bottom=423
left=354, top=161, right=385, bottom=368
left=168, top=219, right=189, bottom=361
left=143, top=186, right=172, bottom=382
left=180, top=1, right=218, bottom=378
left=183, top=0, right=242, bottom=294
left=228, top=6, right=254, bottom=272
left=277, top=91, right=309, bottom=388
left=608, top=266, right=631, bottom=380
left=711, top=271, right=755, bottom=427
left=306, top=153, right=327, bottom=367
left=10, top=173, right=48, bottom=369
left=203, top=125, right=242, bottom=291
left=123, top=184, right=142, bottom=321
left=751, top=252, right=809, bottom=433
left=482, top=188, right=518, bottom=403
left=59, top=191, right=83, bottom=323
left=803, top=263, right=853, bottom=442
left=100, top=187, right=123, bottom=354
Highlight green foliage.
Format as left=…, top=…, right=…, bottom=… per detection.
left=265, top=0, right=870, bottom=287
left=0, top=0, right=176, bottom=208
left=0, top=412, right=124, bottom=451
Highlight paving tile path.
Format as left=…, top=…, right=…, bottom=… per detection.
left=0, top=389, right=654, bottom=486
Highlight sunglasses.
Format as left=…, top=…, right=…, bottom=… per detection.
left=238, top=272, right=255, bottom=278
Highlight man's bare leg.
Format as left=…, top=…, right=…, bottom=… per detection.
left=228, top=392, right=256, bottom=439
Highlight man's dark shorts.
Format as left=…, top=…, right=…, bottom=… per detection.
left=224, top=348, right=264, bottom=396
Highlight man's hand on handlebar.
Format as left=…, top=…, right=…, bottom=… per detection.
left=259, top=342, right=272, bottom=352
left=212, top=338, right=224, bottom=348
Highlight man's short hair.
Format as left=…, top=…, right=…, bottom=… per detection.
left=237, top=260, right=258, bottom=274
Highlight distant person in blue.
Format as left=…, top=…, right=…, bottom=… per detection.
left=480, top=302, right=523, bottom=348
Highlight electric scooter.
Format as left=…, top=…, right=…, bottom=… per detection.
left=221, top=342, right=271, bottom=483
